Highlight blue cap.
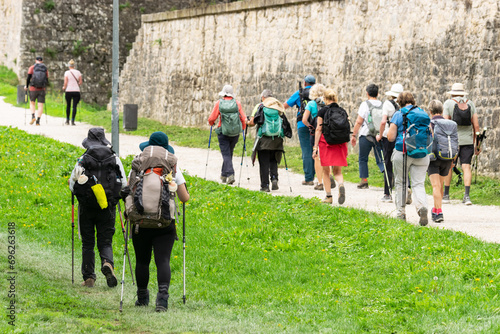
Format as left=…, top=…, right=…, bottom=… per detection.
left=304, top=75, right=316, bottom=84
left=139, top=132, right=175, bottom=154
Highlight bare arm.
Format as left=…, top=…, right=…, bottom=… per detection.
left=63, top=76, right=68, bottom=91
left=176, top=183, right=189, bottom=203
left=377, top=115, right=388, bottom=142
left=387, top=123, right=398, bottom=142
left=312, top=117, right=323, bottom=159
left=302, top=109, right=312, bottom=127
left=350, top=115, right=364, bottom=147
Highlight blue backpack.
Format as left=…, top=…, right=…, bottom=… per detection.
left=401, top=106, right=433, bottom=158
left=258, top=107, right=283, bottom=139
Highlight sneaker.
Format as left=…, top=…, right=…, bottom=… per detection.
left=29, top=117, right=36, bottom=125
left=220, top=176, right=227, bottom=183
left=418, top=207, right=428, bottom=226
left=406, top=188, right=412, bottom=205
left=101, top=262, right=118, bottom=288
left=135, top=288, right=150, bottom=306
left=462, top=196, right=472, bottom=206
left=338, top=185, right=345, bottom=205
left=302, top=180, right=315, bottom=186
left=81, top=278, right=95, bottom=288
left=314, top=183, right=324, bottom=191
left=357, top=180, right=369, bottom=189
left=227, top=174, right=235, bottom=185
left=432, top=212, right=444, bottom=223
left=442, top=194, right=450, bottom=204
left=321, top=196, right=333, bottom=204
left=260, top=187, right=270, bottom=192
left=396, top=213, right=406, bottom=221
left=35, top=122, right=40, bottom=126
left=65, top=120, right=70, bottom=125
left=381, top=194, right=393, bottom=203
left=329, top=175, right=336, bottom=189
left=271, top=179, right=279, bottom=190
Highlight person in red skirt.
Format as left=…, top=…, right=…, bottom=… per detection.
left=312, top=88, right=348, bottom=205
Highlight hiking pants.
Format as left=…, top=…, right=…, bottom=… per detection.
left=218, top=133, right=239, bottom=177
left=381, top=137, right=395, bottom=195
left=358, top=135, right=384, bottom=179
left=132, top=224, right=177, bottom=290
left=298, top=126, right=315, bottom=182
left=79, top=204, right=116, bottom=281
left=65, top=92, right=81, bottom=121
left=257, top=149, right=279, bottom=188
left=392, top=151, right=429, bottom=216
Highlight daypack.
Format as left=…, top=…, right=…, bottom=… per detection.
left=73, top=145, right=122, bottom=209
left=430, top=119, right=459, bottom=161
left=451, top=98, right=472, bottom=126
left=307, top=98, right=326, bottom=135
left=401, top=106, right=433, bottom=159
left=366, top=100, right=384, bottom=137
left=216, top=99, right=242, bottom=137
left=125, top=146, right=177, bottom=231
left=258, top=106, right=284, bottom=139
left=296, top=86, right=311, bottom=122
left=31, top=63, right=48, bottom=88
left=321, top=103, right=351, bottom=145
left=387, top=100, right=400, bottom=124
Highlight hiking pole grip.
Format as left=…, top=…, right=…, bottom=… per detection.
left=183, top=201, right=186, bottom=304
left=71, top=193, right=75, bottom=285
left=204, top=126, right=213, bottom=180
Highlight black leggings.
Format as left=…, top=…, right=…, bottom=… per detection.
left=132, top=224, right=177, bottom=290
left=65, top=92, right=81, bottom=121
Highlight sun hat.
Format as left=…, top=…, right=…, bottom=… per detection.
left=447, top=83, right=467, bottom=95
left=385, top=83, right=404, bottom=98
left=82, top=128, right=111, bottom=149
left=139, top=131, right=175, bottom=153
left=304, top=75, right=316, bottom=84
left=218, top=85, right=234, bottom=98
left=35, top=56, right=43, bottom=61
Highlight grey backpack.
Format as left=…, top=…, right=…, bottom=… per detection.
left=430, top=119, right=459, bottom=161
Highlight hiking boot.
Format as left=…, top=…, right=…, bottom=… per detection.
left=321, top=196, right=333, bottom=204
left=81, top=278, right=95, bottom=288
left=314, top=183, right=324, bottom=191
left=220, top=176, right=227, bottom=183
left=101, top=262, right=118, bottom=288
left=338, top=185, right=345, bottom=205
left=155, top=285, right=169, bottom=312
left=462, top=196, right=472, bottom=206
left=442, top=194, right=450, bottom=204
left=330, top=174, right=336, bottom=189
left=65, top=120, right=70, bottom=125
left=227, top=174, right=235, bottom=185
left=271, top=179, right=279, bottom=190
left=396, top=212, right=406, bottom=221
left=302, top=180, right=314, bottom=186
left=71, top=120, right=76, bottom=126
left=29, top=117, right=36, bottom=125
left=381, top=194, right=393, bottom=203
left=432, top=212, right=444, bottom=223
left=418, top=207, right=428, bottom=226
left=357, top=180, right=369, bottom=189
left=260, top=187, right=270, bottom=192
left=135, top=288, right=150, bottom=306
left=406, top=188, right=412, bottom=205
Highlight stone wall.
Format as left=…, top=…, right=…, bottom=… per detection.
left=119, top=0, right=500, bottom=176
left=0, top=0, right=23, bottom=74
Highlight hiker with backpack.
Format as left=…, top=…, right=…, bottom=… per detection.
left=124, top=132, right=190, bottom=312
left=283, top=75, right=316, bottom=186
left=208, top=85, right=247, bottom=185
left=248, top=89, right=291, bottom=192
left=427, top=100, right=458, bottom=222
left=350, top=84, right=385, bottom=189
left=387, top=92, right=432, bottom=226
left=442, top=83, right=480, bottom=206
left=69, top=127, right=127, bottom=288
left=62, top=59, right=83, bottom=125
left=24, top=56, right=49, bottom=126
left=312, top=88, right=349, bottom=205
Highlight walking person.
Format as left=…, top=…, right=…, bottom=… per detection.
left=126, top=132, right=190, bottom=311
left=312, top=88, right=349, bottom=205
left=63, top=59, right=83, bottom=125
left=442, top=83, right=480, bottom=205
left=387, top=92, right=431, bottom=225
left=24, top=56, right=49, bottom=126
left=283, top=75, right=316, bottom=186
left=69, top=128, right=127, bottom=287
left=350, top=84, right=385, bottom=189
left=208, top=85, right=247, bottom=185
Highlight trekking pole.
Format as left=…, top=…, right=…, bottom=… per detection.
left=119, top=230, right=127, bottom=312
left=24, top=90, right=28, bottom=126
left=204, top=126, right=213, bottom=180
left=71, top=193, right=75, bottom=285
left=238, top=126, right=248, bottom=187
left=282, top=149, right=293, bottom=193
left=368, top=136, right=392, bottom=197
left=117, top=201, right=134, bottom=284
left=45, top=99, right=48, bottom=124
left=402, top=117, right=408, bottom=208
left=182, top=201, right=186, bottom=305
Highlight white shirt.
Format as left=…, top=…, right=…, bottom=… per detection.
left=382, top=100, right=396, bottom=138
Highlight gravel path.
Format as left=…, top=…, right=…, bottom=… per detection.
left=2, top=97, right=498, bottom=244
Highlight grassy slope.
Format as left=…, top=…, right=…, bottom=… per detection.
left=0, top=126, right=498, bottom=333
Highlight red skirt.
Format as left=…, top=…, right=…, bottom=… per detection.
left=318, top=135, right=348, bottom=167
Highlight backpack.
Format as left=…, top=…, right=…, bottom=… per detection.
left=387, top=100, right=400, bottom=124
left=296, top=86, right=311, bottom=122
left=365, top=100, right=384, bottom=137
left=258, top=106, right=284, bottom=139
left=31, top=63, right=48, bottom=88
left=401, top=106, right=433, bottom=159
left=125, top=146, right=178, bottom=231
left=430, top=119, right=459, bottom=161
left=307, top=99, right=326, bottom=134
left=451, top=98, right=472, bottom=126
left=73, top=146, right=122, bottom=209
left=216, top=99, right=242, bottom=137
left=321, top=103, right=351, bottom=145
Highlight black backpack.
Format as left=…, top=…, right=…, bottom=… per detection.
left=296, top=86, right=311, bottom=122
left=73, top=145, right=122, bottom=209
left=321, top=103, right=351, bottom=145
left=451, top=98, right=472, bottom=126
left=31, top=63, right=48, bottom=88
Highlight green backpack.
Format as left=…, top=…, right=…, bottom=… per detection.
left=216, top=99, right=242, bottom=137
left=258, top=107, right=283, bottom=139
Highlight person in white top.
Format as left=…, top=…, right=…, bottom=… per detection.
left=62, top=59, right=83, bottom=125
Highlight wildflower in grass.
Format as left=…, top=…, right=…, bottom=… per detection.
left=174, top=256, right=178, bottom=259
left=490, top=280, right=493, bottom=283
left=433, top=276, right=438, bottom=281
left=475, top=278, right=480, bottom=281
left=264, top=258, right=268, bottom=261
left=417, top=289, right=422, bottom=293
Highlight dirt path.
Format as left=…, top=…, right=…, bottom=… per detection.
left=1, top=97, right=498, bottom=243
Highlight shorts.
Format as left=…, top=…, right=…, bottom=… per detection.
left=458, top=145, right=474, bottom=165
left=29, top=90, right=46, bottom=103
left=428, top=159, right=452, bottom=177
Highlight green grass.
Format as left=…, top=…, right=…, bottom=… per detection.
left=0, top=126, right=499, bottom=333
left=1, top=65, right=499, bottom=206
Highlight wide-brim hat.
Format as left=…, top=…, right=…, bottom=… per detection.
left=447, top=83, right=467, bottom=95
left=385, top=83, right=404, bottom=98
left=139, top=131, right=175, bottom=154
left=218, top=85, right=234, bottom=98
left=82, top=127, right=111, bottom=149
